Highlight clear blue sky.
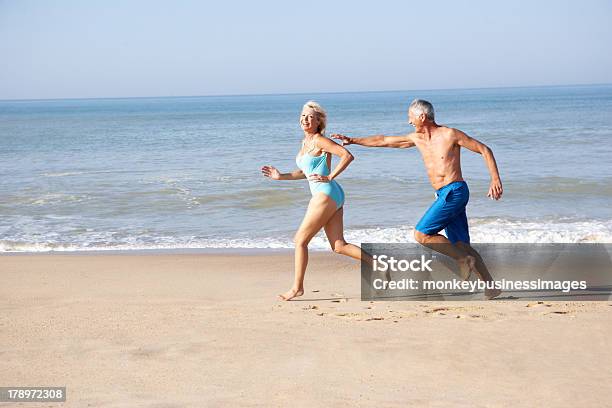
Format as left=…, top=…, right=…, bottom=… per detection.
left=1, top=0, right=611, bottom=99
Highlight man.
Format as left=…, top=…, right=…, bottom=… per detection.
left=333, top=99, right=503, bottom=299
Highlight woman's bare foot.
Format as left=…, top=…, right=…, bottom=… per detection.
left=457, top=255, right=476, bottom=280
left=485, top=287, right=502, bottom=300
left=278, top=287, right=304, bottom=301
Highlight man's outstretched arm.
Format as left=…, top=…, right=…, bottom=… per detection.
left=332, top=133, right=415, bottom=148
left=455, top=129, right=503, bottom=200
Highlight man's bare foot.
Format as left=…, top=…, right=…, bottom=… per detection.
left=457, top=255, right=476, bottom=280
left=278, top=287, right=304, bottom=301
left=485, top=287, right=502, bottom=300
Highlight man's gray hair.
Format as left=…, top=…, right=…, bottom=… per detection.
left=409, top=99, right=435, bottom=121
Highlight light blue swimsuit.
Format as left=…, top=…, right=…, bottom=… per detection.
left=296, top=151, right=345, bottom=209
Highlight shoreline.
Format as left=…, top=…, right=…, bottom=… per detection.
left=0, top=247, right=297, bottom=257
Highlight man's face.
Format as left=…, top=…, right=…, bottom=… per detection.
left=408, top=110, right=424, bottom=130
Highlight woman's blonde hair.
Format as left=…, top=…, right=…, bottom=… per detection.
left=302, top=100, right=327, bottom=135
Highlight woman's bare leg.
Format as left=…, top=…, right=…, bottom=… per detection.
left=279, top=194, right=338, bottom=301
left=323, top=207, right=373, bottom=266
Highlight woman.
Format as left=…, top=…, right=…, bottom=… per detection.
left=261, top=101, right=371, bottom=300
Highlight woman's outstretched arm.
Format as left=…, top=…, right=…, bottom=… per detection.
left=261, top=165, right=305, bottom=180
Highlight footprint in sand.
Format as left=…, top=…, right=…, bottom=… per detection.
left=425, top=307, right=450, bottom=314
left=526, top=302, right=552, bottom=308
left=130, top=346, right=165, bottom=359
left=453, top=313, right=483, bottom=319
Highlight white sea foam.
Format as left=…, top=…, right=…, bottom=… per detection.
left=2, top=218, right=611, bottom=252
left=41, top=171, right=85, bottom=177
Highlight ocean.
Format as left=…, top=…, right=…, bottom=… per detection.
left=1, top=85, right=611, bottom=252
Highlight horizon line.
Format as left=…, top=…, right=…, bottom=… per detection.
left=1, top=82, right=611, bottom=103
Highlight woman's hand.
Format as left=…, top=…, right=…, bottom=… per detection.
left=308, top=174, right=330, bottom=183
left=261, top=165, right=281, bottom=180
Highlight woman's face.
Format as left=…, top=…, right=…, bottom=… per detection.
left=300, top=108, right=319, bottom=134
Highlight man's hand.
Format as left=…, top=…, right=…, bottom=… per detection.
left=308, top=174, right=330, bottom=183
left=331, top=134, right=352, bottom=146
left=261, top=165, right=281, bottom=180
left=488, top=179, right=503, bottom=200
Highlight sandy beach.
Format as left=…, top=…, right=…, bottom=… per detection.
left=1, top=251, right=611, bottom=407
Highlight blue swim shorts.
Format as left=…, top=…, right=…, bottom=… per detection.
left=415, top=181, right=470, bottom=244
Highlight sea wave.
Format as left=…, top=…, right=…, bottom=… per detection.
left=1, top=218, right=611, bottom=252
